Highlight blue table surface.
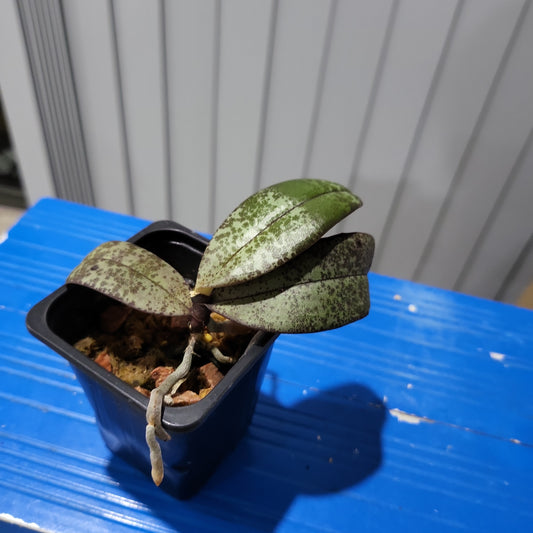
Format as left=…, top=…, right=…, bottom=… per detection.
left=0, top=198, right=531, bottom=532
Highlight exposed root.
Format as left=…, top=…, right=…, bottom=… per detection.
left=210, top=345, right=236, bottom=365
left=145, top=424, right=164, bottom=486
left=145, top=334, right=197, bottom=485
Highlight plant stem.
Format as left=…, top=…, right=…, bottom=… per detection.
left=145, top=333, right=197, bottom=486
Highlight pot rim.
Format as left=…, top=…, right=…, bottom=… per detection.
left=26, top=220, right=278, bottom=432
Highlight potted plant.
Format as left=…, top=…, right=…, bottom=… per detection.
left=26, top=178, right=374, bottom=498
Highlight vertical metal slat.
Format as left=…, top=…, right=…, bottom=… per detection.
left=16, top=0, right=94, bottom=205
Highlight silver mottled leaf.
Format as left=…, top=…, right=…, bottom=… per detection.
left=67, top=241, right=192, bottom=316
left=195, top=179, right=362, bottom=292
left=207, top=233, right=374, bottom=333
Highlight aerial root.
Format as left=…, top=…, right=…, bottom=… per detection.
left=145, top=334, right=197, bottom=485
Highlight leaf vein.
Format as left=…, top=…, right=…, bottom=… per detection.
left=220, top=189, right=345, bottom=270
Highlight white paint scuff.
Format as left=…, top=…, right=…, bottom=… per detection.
left=389, top=408, right=433, bottom=425
left=490, top=352, right=506, bottom=362
left=0, top=513, right=50, bottom=532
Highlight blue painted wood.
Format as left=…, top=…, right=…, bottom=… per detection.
left=0, top=198, right=531, bottom=532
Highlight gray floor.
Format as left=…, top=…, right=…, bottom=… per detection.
left=0, top=205, right=24, bottom=238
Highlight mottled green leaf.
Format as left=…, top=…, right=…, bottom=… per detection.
left=195, top=179, right=362, bottom=292
left=207, top=233, right=374, bottom=333
left=67, top=241, right=192, bottom=316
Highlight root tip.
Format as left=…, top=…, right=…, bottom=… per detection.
left=152, top=471, right=164, bottom=486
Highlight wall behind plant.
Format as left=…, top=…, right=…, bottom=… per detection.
left=1, top=0, right=532, bottom=304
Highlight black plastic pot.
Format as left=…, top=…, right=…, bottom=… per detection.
left=26, top=221, right=277, bottom=499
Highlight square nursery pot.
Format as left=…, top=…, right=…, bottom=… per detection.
left=26, top=221, right=278, bottom=499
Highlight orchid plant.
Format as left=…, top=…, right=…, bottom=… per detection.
left=67, top=179, right=374, bottom=486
